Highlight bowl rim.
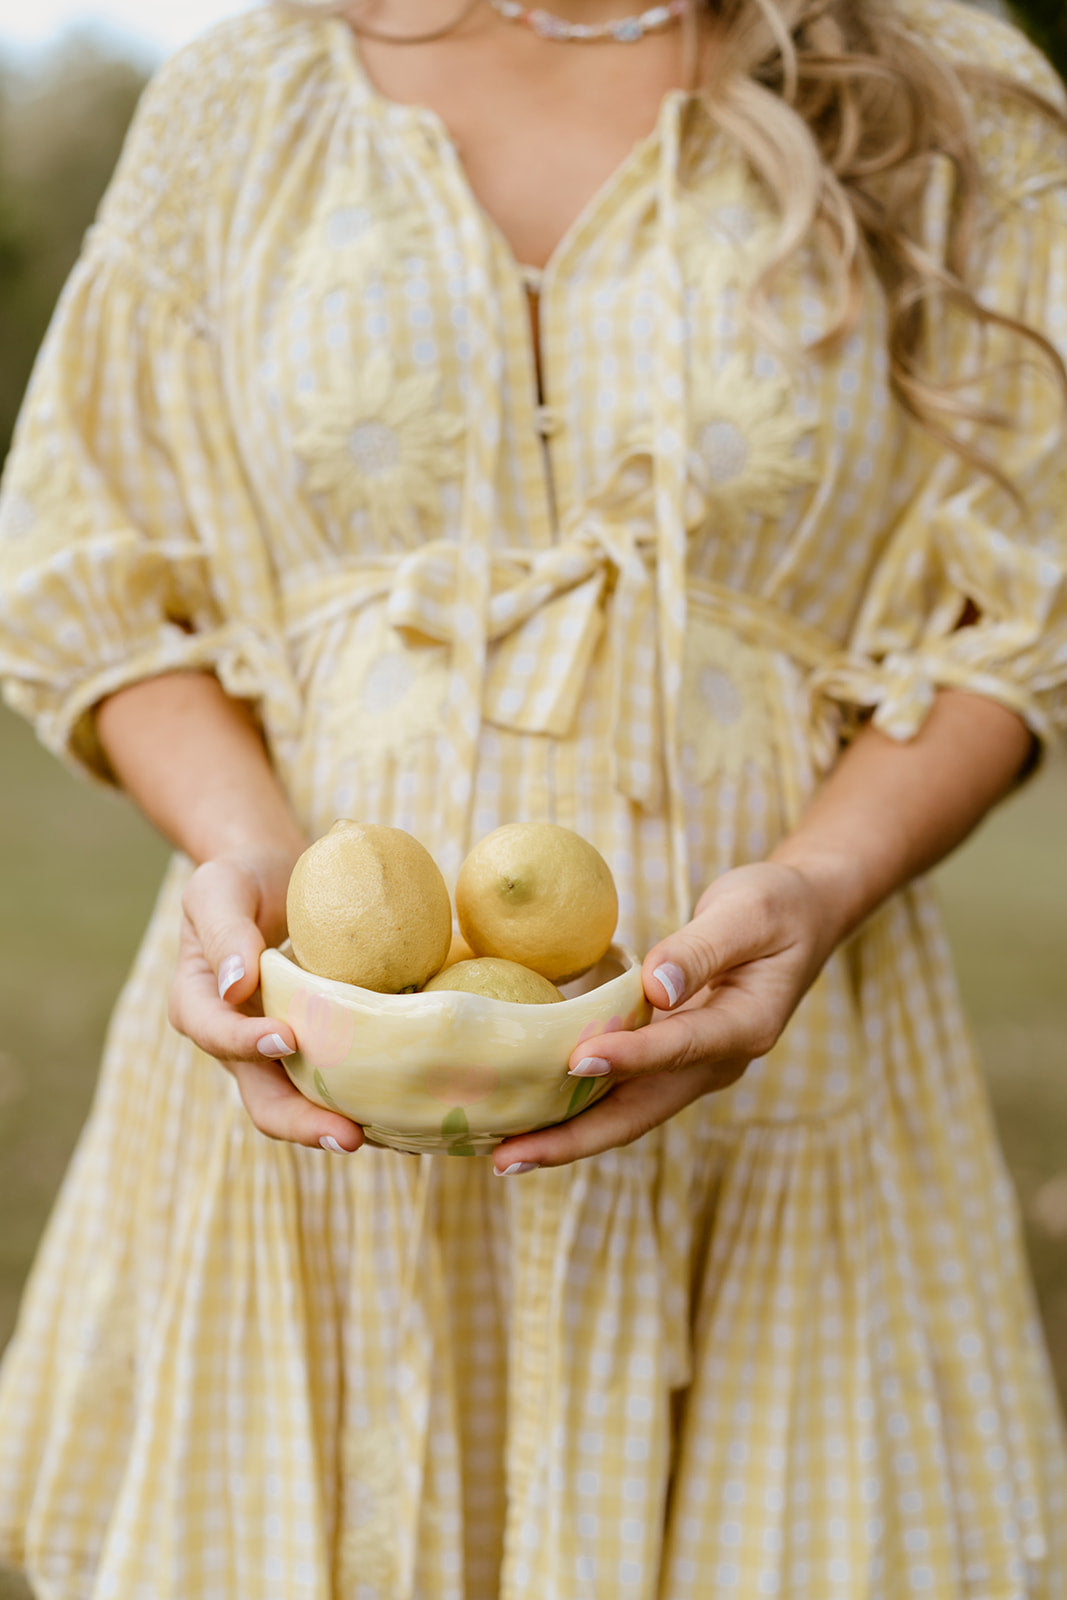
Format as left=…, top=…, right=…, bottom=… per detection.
left=260, top=940, right=643, bottom=1015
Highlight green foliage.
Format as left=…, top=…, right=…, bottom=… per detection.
left=0, top=38, right=146, bottom=467
left=1005, top=0, right=1067, bottom=82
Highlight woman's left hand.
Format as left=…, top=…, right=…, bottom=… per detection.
left=491, top=860, right=840, bottom=1173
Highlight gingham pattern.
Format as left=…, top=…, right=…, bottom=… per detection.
left=1, top=3, right=1067, bottom=1597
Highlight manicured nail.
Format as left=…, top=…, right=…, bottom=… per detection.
left=568, top=1056, right=612, bottom=1077
left=653, top=962, right=686, bottom=1009
left=257, top=1033, right=295, bottom=1059
left=218, top=954, right=245, bottom=1000
left=496, top=1161, right=540, bottom=1176
left=319, top=1135, right=353, bottom=1154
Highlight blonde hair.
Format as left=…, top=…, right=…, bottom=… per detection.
left=688, top=0, right=1067, bottom=493
left=290, top=0, right=1067, bottom=484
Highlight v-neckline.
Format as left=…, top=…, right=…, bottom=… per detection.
left=328, top=17, right=687, bottom=291
left=324, top=19, right=691, bottom=547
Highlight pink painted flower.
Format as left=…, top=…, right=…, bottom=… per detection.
left=424, top=1064, right=499, bottom=1107
left=574, top=1014, right=628, bottom=1049
left=288, top=989, right=356, bottom=1072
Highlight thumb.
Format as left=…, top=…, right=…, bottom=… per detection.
left=181, top=858, right=270, bottom=1006
left=643, top=883, right=765, bottom=1012
left=642, top=931, right=714, bottom=1014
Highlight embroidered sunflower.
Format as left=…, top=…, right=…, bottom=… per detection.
left=325, top=610, right=450, bottom=760
left=679, top=155, right=779, bottom=299
left=680, top=619, right=775, bottom=786
left=687, top=355, right=816, bottom=539
left=289, top=167, right=426, bottom=300
left=295, top=353, right=463, bottom=541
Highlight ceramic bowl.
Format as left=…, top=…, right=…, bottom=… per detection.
left=258, top=941, right=651, bottom=1156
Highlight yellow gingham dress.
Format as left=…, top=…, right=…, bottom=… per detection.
left=1, top=3, right=1067, bottom=1596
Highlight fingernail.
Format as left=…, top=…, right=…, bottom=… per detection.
left=257, top=1033, right=295, bottom=1059
left=319, top=1135, right=354, bottom=1155
left=218, top=954, right=245, bottom=1000
left=653, top=962, right=686, bottom=1009
left=495, top=1161, right=540, bottom=1176
left=568, top=1056, right=612, bottom=1077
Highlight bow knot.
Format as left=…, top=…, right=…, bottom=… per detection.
left=808, top=647, right=938, bottom=748
left=383, top=457, right=664, bottom=807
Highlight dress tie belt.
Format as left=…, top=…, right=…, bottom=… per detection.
left=282, top=474, right=676, bottom=813
left=389, top=517, right=663, bottom=806
left=281, top=540, right=862, bottom=801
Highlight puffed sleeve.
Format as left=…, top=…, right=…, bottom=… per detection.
left=0, top=27, right=298, bottom=782
left=813, top=58, right=1067, bottom=752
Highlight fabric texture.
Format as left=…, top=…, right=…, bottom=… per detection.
left=1, top=1, right=1067, bottom=1595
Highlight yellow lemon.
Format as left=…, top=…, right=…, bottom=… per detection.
left=438, top=928, right=477, bottom=971
left=455, top=822, right=618, bottom=985
left=422, top=957, right=564, bottom=1004
left=286, top=819, right=452, bottom=992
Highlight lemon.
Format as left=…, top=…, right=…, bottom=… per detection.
left=455, top=822, right=618, bottom=985
left=422, top=957, right=564, bottom=1004
left=286, top=819, right=452, bottom=992
left=439, top=928, right=477, bottom=970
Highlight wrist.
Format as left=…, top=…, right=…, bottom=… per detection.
left=767, top=838, right=878, bottom=958
left=207, top=828, right=307, bottom=874
left=765, top=694, right=1035, bottom=959
left=218, top=836, right=307, bottom=930
left=97, top=672, right=308, bottom=871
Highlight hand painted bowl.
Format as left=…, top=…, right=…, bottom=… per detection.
left=258, top=941, right=651, bottom=1156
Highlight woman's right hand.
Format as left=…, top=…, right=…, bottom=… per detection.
left=168, top=845, right=365, bottom=1154
left=93, top=673, right=364, bottom=1151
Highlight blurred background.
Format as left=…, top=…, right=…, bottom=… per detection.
left=0, top=1, right=1065, bottom=1594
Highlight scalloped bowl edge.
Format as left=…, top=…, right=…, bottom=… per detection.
left=259, top=941, right=652, bottom=1155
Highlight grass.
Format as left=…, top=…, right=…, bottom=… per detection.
left=936, top=753, right=1067, bottom=1406
left=0, top=709, right=168, bottom=1342
left=0, top=704, right=1064, bottom=1596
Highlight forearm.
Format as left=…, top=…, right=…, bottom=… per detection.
left=94, top=671, right=307, bottom=870
left=94, top=672, right=362, bottom=1148
left=771, top=688, right=1033, bottom=952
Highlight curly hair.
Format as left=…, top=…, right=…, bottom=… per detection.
left=688, top=0, right=1067, bottom=491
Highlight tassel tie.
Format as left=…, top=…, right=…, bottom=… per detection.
left=650, top=94, right=694, bottom=927
left=430, top=91, right=695, bottom=923
left=392, top=1154, right=440, bottom=1600
left=286, top=93, right=697, bottom=919
left=809, top=649, right=938, bottom=741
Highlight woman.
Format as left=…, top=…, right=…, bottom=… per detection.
left=0, top=0, right=1065, bottom=1594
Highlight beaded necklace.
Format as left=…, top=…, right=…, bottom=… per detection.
left=488, top=0, right=689, bottom=42
left=346, top=0, right=690, bottom=46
